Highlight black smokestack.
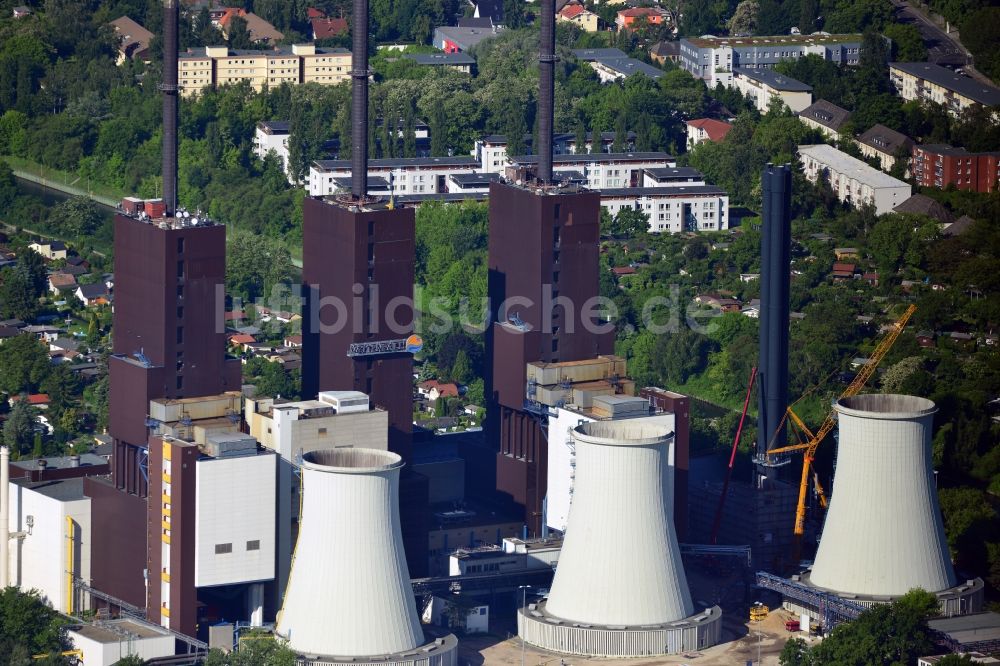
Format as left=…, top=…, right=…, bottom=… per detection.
left=162, top=0, right=178, bottom=216
left=351, top=0, right=369, bottom=200
left=537, top=0, right=556, bottom=184
left=758, top=164, right=791, bottom=475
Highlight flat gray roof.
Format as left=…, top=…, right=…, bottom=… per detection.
left=798, top=144, right=911, bottom=189
left=645, top=166, right=704, bottom=180
left=12, top=453, right=108, bottom=472
left=891, top=62, right=1000, bottom=106
left=735, top=67, right=812, bottom=91
left=928, top=612, right=1000, bottom=645
left=593, top=57, right=663, bottom=79
left=572, top=47, right=628, bottom=61
left=601, top=185, right=727, bottom=197
left=314, top=156, right=479, bottom=170
left=512, top=151, right=673, bottom=164
left=12, top=477, right=86, bottom=502
left=405, top=52, right=475, bottom=66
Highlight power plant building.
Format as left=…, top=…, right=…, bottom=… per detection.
left=788, top=395, right=984, bottom=617
left=519, top=421, right=721, bottom=657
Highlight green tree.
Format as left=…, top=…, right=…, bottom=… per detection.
left=0, top=334, right=51, bottom=395
left=113, top=655, right=147, bottom=665
left=779, top=636, right=811, bottom=666
left=3, top=401, right=38, bottom=456
left=0, top=266, right=39, bottom=320
left=0, top=159, right=17, bottom=210
left=226, top=231, right=292, bottom=301
left=202, top=634, right=297, bottom=665
left=883, top=23, right=928, bottom=61
left=0, top=588, right=68, bottom=657
left=450, top=349, right=472, bottom=384
left=226, top=16, right=253, bottom=49
left=48, top=197, right=106, bottom=238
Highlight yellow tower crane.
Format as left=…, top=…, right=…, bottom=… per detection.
left=767, top=304, right=917, bottom=542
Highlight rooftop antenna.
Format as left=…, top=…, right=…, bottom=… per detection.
left=350, top=0, right=370, bottom=200
left=538, top=0, right=556, bottom=185
left=161, top=0, right=179, bottom=217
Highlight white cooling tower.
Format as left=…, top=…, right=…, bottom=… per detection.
left=809, top=394, right=956, bottom=597
left=519, top=421, right=721, bottom=657
left=276, top=449, right=456, bottom=665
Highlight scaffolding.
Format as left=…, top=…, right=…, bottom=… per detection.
left=755, top=571, right=864, bottom=631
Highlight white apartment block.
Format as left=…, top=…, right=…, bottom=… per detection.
left=602, top=185, right=730, bottom=233
left=309, top=156, right=481, bottom=196
left=472, top=132, right=634, bottom=174
left=733, top=68, right=813, bottom=113
left=253, top=121, right=291, bottom=178
left=509, top=152, right=677, bottom=189
left=179, top=44, right=351, bottom=96
left=889, top=62, right=1000, bottom=116
left=798, top=144, right=911, bottom=215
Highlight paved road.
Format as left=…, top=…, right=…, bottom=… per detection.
left=890, top=0, right=969, bottom=66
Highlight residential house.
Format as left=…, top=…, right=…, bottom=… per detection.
left=798, top=144, right=911, bottom=215
left=610, top=266, right=637, bottom=277
left=892, top=194, right=954, bottom=224
left=696, top=293, right=741, bottom=312
left=9, top=394, right=51, bottom=409
left=910, top=144, right=1000, bottom=194
left=473, top=0, right=504, bottom=26
left=916, top=331, right=936, bottom=348
left=75, top=283, right=110, bottom=307
left=48, top=272, right=77, bottom=294
left=889, top=62, right=1000, bottom=116
left=109, top=16, right=153, bottom=64
left=228, top=333, right=257, bottom=352
left=218, top=9, right=284, bottom=44
left=685, top=118, right=732, bottom=150
left=857, top=124, right=913, bottom=172
left=649, top=41, right=681, bottom=65
left=13, top=6, right=31, bottom=18
left=797, top=99, right=852, bottom=139
left=49, top=337, right=81, bottom=355
left=418, top=380, right=460, bottom=402
left=311, top=16, right=348, bottom=40
left=22, top=325, right=62, bottom=342
left=834, top=247, right=859, bottom=260
left=733, top=67, right=812, bottom=113
left=741, top=299, right=761, bottom=318
left=283, top=334, right=303, bottom=348
left=0, top=325, right=21, bottom=343
left=573, top=48, right=662, bottom=82
left=615, top=7, right=669, bottom=31
left=942, top=215, right=975, bottom=236
left=404, top=52, right=475, bottom=73
left=832, top=262, right=856, bottom=279
left=739, top=273, right=759, bottom=282
left=29, top=240, right=67, bottom=260
left=557, top=3, right=599, bottom=32
left=434, top=25, right=501, bottom=53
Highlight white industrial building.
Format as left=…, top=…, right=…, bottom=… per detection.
left=790, top=395, right=984, bottom=617
left=309, top=156, right=480, bottom=196
left=4, top=475, right=92, bottom=615
left=276, top=448, right=458, bottom=665
left=448, top=536, right=561, bottom=576
left=67, top=619, right=176, bottom=666
left=519, top=421, right=721, bottom=657
left=798, top=144, right=912, bottom=215
left=547, top=396, right=675, bottom=534
left=245, top=390, right=388, bottom=601
left=732, top=67, right=813, bottom=113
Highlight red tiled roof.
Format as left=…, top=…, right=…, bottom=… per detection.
left=832, top=262, right=856, bottom=275
left=419, top=380, right=460, bottom=397
left=307, top=7, right=326, bottom=18
left=49, top=273, right=77, bottom=288
left=559, top=4, right=587, bottom=18
left=224, top=310, right=245, bottom=321
left=618, top=7, right=663, bottom=17
left=10, top=394, right=51, bottom=405
left=312, top=17, right=348, bottom=39
left=611, top=266, right=637, bottom=276
left=229, top=334, right=256, bottom=344
left=687, top=118, right=733, bottom=142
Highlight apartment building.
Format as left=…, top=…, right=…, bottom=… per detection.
left=573, top=48, right=663, bottom=83
left=798, top=99, right=852, bottom=139
left=472, top=131, right=634, bottom=172
left=857, top=124, right=913, bottom=172
left=602, top=185, right=730, bottom=232
left=911, top=144, right=1000, bottom=193
left=679, top=33, right=862, bottom=87
left=509, top=152, right=677, bottom=189
left=178, top=44, right=351, bottom=96
left=889, top=62, right=1000, bottom=116
left=308, top=156, right=481, bottom=196
left=733, top=67, right=813, bottom=113
left=798, top=144, right=911, bottom=215
left=253, top=121, right=290, bottom=174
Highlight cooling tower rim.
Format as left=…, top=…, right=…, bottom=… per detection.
left=572, top=420, right=673, bottom=447
left=301, top=447, right=404, bottom=474
left=835, top=394, right=937, bottom=420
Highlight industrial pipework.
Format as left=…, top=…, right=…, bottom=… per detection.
left=758, top=164, right=791, bottom=468
left=161, top=0, right=179, bottom=216
left=537, top=0, right=556, bottom=184
left=350, top=0, right=370, bottom=200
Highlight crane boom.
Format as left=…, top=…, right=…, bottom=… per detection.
left=768, top=304, right=916, bottom=540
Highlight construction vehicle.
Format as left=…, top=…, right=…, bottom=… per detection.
left=784, top=619, right=801, bottom=632
left=766, top=305, right=917, bottom=550
left=749, top=602, right=769, bottom=622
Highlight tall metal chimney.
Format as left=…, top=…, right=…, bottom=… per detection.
left=350, top=0, right=369, bottom=200
left=758, top=164, right=791, bottom=469
left=537, top=0, right=556, bottom=184
left=161, top=0, right=179, bottom=216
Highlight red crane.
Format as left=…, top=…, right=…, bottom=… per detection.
left=710, top=365, right=757, bottom=545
